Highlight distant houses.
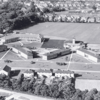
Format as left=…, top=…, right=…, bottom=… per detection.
left=0, top=65, right=75, bottom=79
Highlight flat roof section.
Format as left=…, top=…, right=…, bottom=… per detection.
left=78, top=48, right=100, bottom=59
left=42, top=39, right=65, bottom=49
left=12, top=46, right=31, bottom=55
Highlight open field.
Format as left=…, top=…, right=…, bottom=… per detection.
left=75, top=79, right=100, bottom=91
left=0, top=51, right=8, bottom=60
left=71, top=53, right=90, bottom=63
left=17, top=22, right=100, bottom=43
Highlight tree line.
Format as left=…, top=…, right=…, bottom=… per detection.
left=0, top=73, right=100, bottom=100
left=0, top=0, right=44, bottom=34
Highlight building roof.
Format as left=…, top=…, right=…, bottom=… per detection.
left=37, top=69, right=51, bottom=73
left=42, top=39, right=65, bottom=49
left=77, top=48, right=100, bottom=58
left=55, top=70, right=74, bottom=74
left=24, top=69, right=35, bottom=74
left=44, top=49, right=71, bottom=56
left=12, top=46, right=32, bottom=55
left=3, top=65, right=11, bottom=72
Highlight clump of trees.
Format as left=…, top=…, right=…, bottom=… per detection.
left=0, top=0, right=44, bottom=33
left=0, top=73, right=100, bottom=100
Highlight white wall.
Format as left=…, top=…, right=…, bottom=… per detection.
left=24, top=73, right=33, bottom=78
left=0, top=70, right=8, bottom=76
left=12, top=47, right=19, bottom=53
left=19, top=51, right=28, bottom=59
left=77, top=50, right=98, bottom=62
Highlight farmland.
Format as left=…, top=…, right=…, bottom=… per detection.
left=18, top=22, right=100, bottom=43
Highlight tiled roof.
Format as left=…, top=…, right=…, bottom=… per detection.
left=3, top=65, right=11, bottom=72
left=37, top=69, right=51, bottom=73
left=42, top=39, right=65, bottom=49
left=24, top=69, right=35, bottom=73
left=55, top=70, right=74, bottom=74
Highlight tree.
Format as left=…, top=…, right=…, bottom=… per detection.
left=71, top=89, right=82, bottom=100
left=17, top=73, right=24, bottom=85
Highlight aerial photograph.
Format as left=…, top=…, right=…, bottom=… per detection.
left=0, top=0, right=100, bottom=100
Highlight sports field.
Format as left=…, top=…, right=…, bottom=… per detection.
left=18, top=22, right=100, bottom=43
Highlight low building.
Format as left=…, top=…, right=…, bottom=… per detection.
left=0, top=65, right=11, bottom=76
left=37, top=69, right=52, bottom=77
left=76, top=48, right=100, bottom=62
left=0, top=45, right=8, bottom=52
left=11, top=46, right=33, bottom=59
left=23, top=69, right=35, bottom=79
left=55, top=70, right=74, bottom=78
left=42, top=49, right=71, bottom=60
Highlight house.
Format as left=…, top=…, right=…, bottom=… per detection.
left=0, top=65, right=11, bottom=76
left=11, top=46, right=33, bottom=59
left=76, top=48, right=100, bottom=62
left=80, top=17, right=87, bottom=23
left=87, top=17, right=95, bottom=23
left=42, top=49, right=71, bottom=60
left=23, top=69, right=35, bottom=79
left=55, top=70, right=74, bottom=78
left=37, top=69, right=52, bottom=77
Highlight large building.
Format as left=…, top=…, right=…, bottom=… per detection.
left=76, top=48, right=100, bottom=62
left=0, top=33, right=44, bottom=44
left=42, top=49, right=71, bottom=60
left=11, top=46, right=33, bottom=59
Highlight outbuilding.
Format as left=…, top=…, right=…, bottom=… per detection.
left=0, top=65, right=11, bottom=76
left=37, top=69, right=52, bottom=77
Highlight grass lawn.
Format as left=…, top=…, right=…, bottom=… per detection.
left=0, top=60, right=69, bottom=70
left=17, top=22, right=100, bottom=43
left=0, top=51, right=8, bottom=59
left=71, top=53, right=90, bottom=63
left=2, top=51, right=23, bottom=60
left=76, top=72, right=100, bottom=80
